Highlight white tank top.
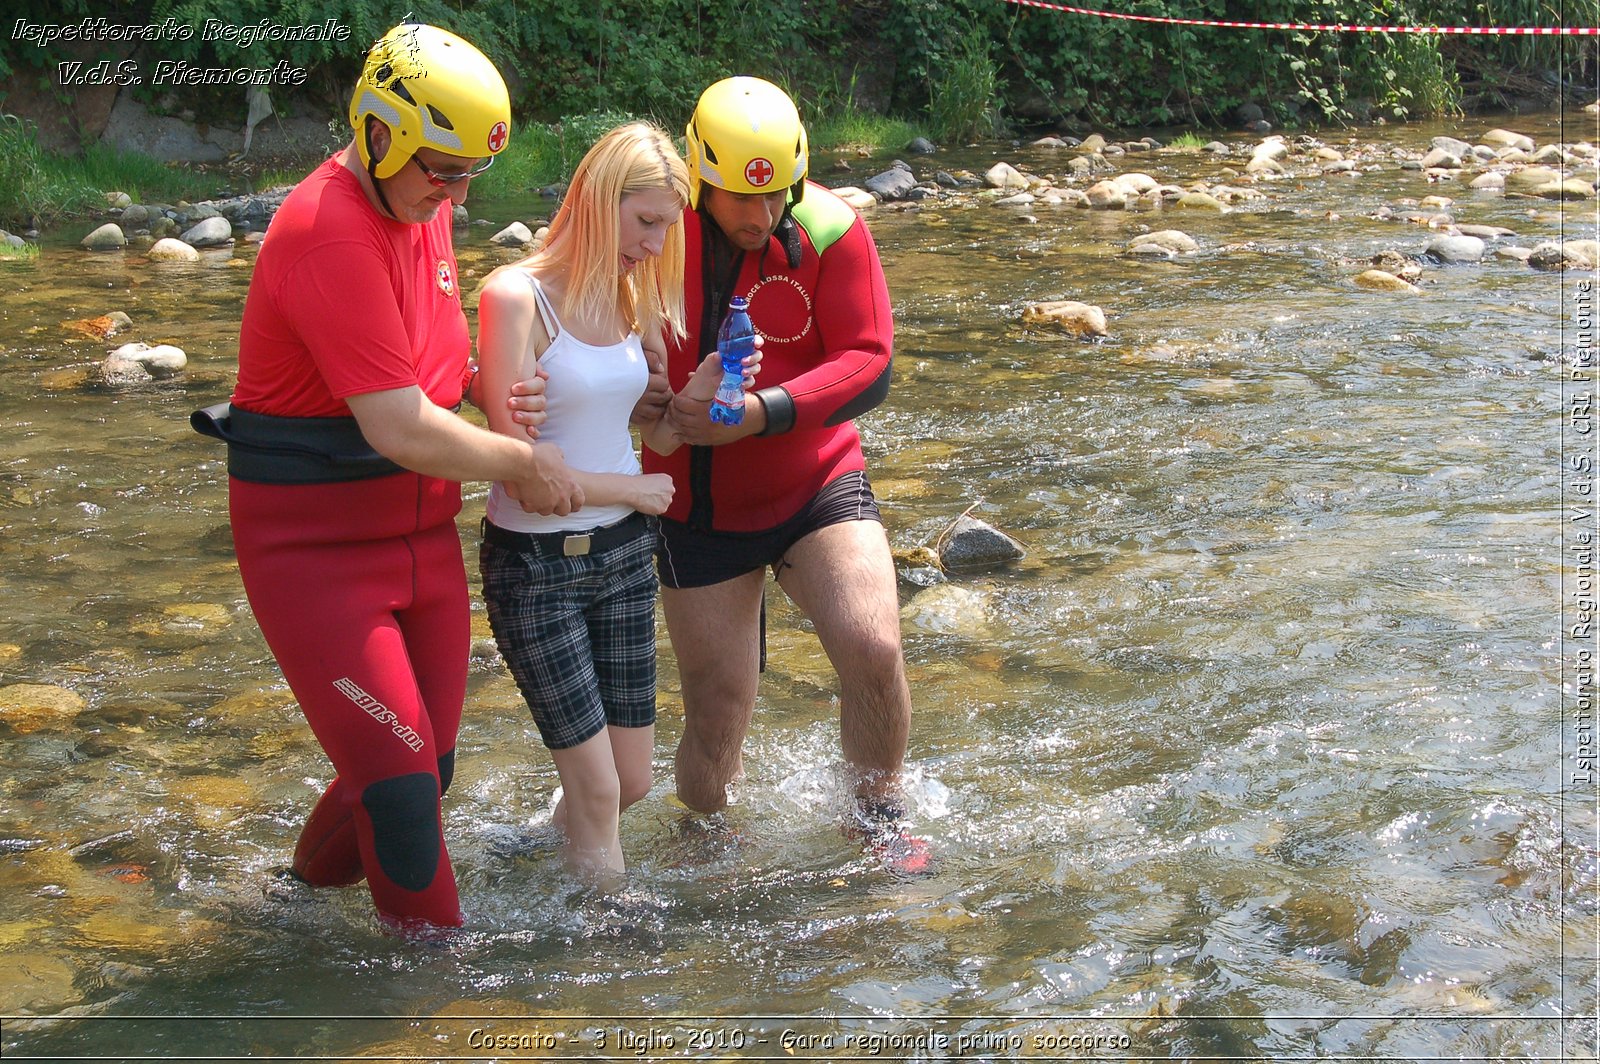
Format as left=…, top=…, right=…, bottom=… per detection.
left=485, top=273, right=647, bottom=533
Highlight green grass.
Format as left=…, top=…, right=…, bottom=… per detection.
left=810, top=113, right=925, bottom=157
left=254, top=168, right=307, bottom=192
left=0, top=114, right=101, bottom=229
left=1167, top=131, right=1210, bottom=150
left=0, top=113, right=217, bottom=230
left=800, top=68, right=928, bottom=155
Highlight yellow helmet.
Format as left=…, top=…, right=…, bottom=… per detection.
left=685, top=76, right=808, bottom=208
left=349, top=23, right=511, bottom=181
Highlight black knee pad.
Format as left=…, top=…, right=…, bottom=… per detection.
left=437, top=749, right=455, bottom=796
left=360, top=773, right=441, bottom=893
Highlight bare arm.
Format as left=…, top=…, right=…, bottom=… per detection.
left=477, top=272, right=548, bottom=444
left=636, top=328, right=688, bottom=456
left=412, top=271, right=588, bottom=514
left=477, top=271, right=671, bottom=513
left=344, top=385, right=582, bottom=515
left=640, top=353, right=724, bottom=455
left=464, top=357, right=549, bottom=439
left=569, top=469, right=674, bottom=513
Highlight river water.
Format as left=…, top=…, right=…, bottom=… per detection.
left=1, top=112, right=1596, bottom=1060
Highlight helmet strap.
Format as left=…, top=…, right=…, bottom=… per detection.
left=777, top=209, right=802, bottom=270
left=362, top=120, right=401, bottom=221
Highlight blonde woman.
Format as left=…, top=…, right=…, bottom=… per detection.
left=476, top=122, right=748, bottom=880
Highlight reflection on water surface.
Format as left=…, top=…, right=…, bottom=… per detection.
left=0, top=111, right=1595, bottom=1058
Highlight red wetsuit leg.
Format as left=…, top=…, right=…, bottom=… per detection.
left=293, top=779, right=364, bottom=886
left=395, top=517, right=468, bottom=784
left=231, top=477, right=467, bottom=928
left=289, top=519, right=469, bottom=890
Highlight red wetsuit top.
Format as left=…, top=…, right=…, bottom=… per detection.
left=643, top=182, right=894, bottom=532
left=234, top=155, right=469, bottom=419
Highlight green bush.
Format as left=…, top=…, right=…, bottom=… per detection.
left=472, top=109, right=640, bottom=198
left=927, top=21, right=1001, bottom=142
left=0, top=113, right=103, bottom=228
left=1, top=0, right=1592, bottom=225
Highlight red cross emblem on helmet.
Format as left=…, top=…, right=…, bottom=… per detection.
left=745, top=157, right=774, bottom=187
left=487, top=121, right=508, bottom=153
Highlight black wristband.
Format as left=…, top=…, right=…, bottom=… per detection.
left=754, top=385, right=795, bottom=436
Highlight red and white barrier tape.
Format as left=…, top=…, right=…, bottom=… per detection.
left=1000, top=0, right=1599, bottom=35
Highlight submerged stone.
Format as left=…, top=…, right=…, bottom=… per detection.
left=1022, top=300, right=1108, bottom=337
left=0, top=684, right=87, bottom=733
left=937, top=516, right=1026, bottom=572
left=831, top=187, right=878, bottom=211
left=0, top=952, right=81, bottom=1012
left=983, top=162, right=1028, bottom=191
left=900, top=583, right=992, bottom=638
left=106, top=342, right=187, bottom=378
left=490, top=221, right=533, bottom=246
left=148, top=238, right=200, bottom=262
left=1424, top=235, right=1485, bottom=264
left=1129, top=229, right=1198, bottom=255
left=1480, top=128, right=1535, bottom=153
left=1354, top=269, right=1421, bottom=293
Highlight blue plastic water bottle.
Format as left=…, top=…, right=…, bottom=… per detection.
left=709, top=296, right=753, bottom=425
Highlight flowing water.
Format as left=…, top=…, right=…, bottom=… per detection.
left=1, top=112, right=1596, bottom=1060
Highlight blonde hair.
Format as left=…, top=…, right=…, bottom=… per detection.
left=526, top=121, right=688, bottom=343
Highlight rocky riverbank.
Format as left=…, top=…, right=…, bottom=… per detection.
left=21, top=111, right=1595, bottom=400
left=24, top=106, right=1596, bottom=264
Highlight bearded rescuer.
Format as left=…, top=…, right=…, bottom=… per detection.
left=640, top=77, right=928, bottom=871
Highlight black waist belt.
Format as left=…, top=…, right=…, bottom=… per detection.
left=189, top=402, right=404, bottom=485
left=481, top=512, right=650, bottom=558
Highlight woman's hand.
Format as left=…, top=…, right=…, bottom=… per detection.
left=628, top=473, right=675, bottom=515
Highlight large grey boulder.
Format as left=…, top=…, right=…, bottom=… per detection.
left=490, top=222, right=534, bottom=246
left=81, top=223, right=126, bottom=251
left=864, top=167, right=918, bottom=201
left=1424, top=235, right=1485, bottom=264
left=180, top=216, right=233, bottom=247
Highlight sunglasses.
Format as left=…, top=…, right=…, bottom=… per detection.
left=410, top=154, right=495, bottom=186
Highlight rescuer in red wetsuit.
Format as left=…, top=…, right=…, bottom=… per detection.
left=638, top=77, right=925, bottom=869
left=194, top=23, right=580, bottom=929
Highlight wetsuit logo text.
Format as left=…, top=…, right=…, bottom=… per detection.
left=333, top=677, right=426, bottom=752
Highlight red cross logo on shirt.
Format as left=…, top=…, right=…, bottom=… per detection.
left=745, top=157, right=774, bottom=187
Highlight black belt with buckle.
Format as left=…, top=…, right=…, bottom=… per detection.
left=481, top=511, right=650, bottom=558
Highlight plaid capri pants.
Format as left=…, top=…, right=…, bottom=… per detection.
left=479, top=514, right=658, bottom=750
